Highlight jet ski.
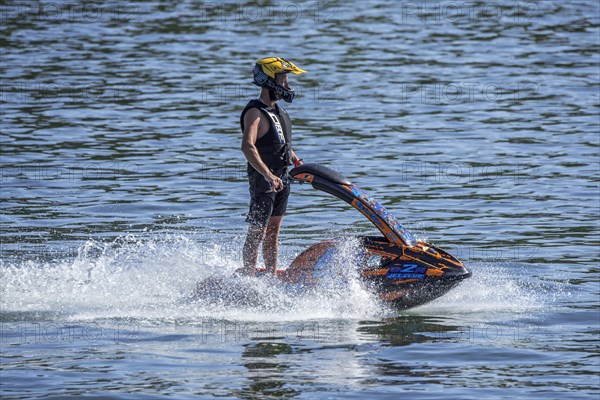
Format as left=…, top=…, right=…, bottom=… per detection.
left=194, top=163, right=471, bottom=309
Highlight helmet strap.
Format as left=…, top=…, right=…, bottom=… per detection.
left=268, top=89, right=279, bottom=102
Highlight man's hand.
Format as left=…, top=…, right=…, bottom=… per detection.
left=291, top=150, right=303, bottom=167
left=265, top=173, right=284, bottom=192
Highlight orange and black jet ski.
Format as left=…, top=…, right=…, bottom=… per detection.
left=276, top=163, right=471, bottom=309
left=194, top=163, right=470, bottom=309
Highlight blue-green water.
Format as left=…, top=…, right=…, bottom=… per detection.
left=1, top=1, right=599, bottom=398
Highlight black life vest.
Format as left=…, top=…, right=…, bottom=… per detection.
left=240, top=99, right=292, bottom=173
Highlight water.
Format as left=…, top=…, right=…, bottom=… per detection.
left=1, top=0, right=599, bottom=398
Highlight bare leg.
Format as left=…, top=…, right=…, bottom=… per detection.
left=241, top=223, right=267, bottom=276
left=263, top=216, right=283, bottom=274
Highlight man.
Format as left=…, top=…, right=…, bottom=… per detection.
left=238, top=57, right=306, bottom=276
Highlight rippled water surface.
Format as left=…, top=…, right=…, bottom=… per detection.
left=1, top=1, right=599, bottom=399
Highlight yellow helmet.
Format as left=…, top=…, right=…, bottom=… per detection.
left=252, top=57, right=306, bottom=103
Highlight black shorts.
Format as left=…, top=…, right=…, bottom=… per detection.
left=245, top=168, right=290, bottom=227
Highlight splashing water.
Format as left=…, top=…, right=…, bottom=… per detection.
left=0, top=235, right=384, bottom=322
left=415, top=261, right=572, bottom=318
left=1, top=234, right=569, bottom=322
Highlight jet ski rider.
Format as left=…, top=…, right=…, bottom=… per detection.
left=238, top=57, right=306, bottom=276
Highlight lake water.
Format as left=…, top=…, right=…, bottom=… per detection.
left=1, top=1, right=599, bottom=398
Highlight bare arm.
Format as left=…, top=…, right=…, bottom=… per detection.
left=241, top=108, right=283, bottom=191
